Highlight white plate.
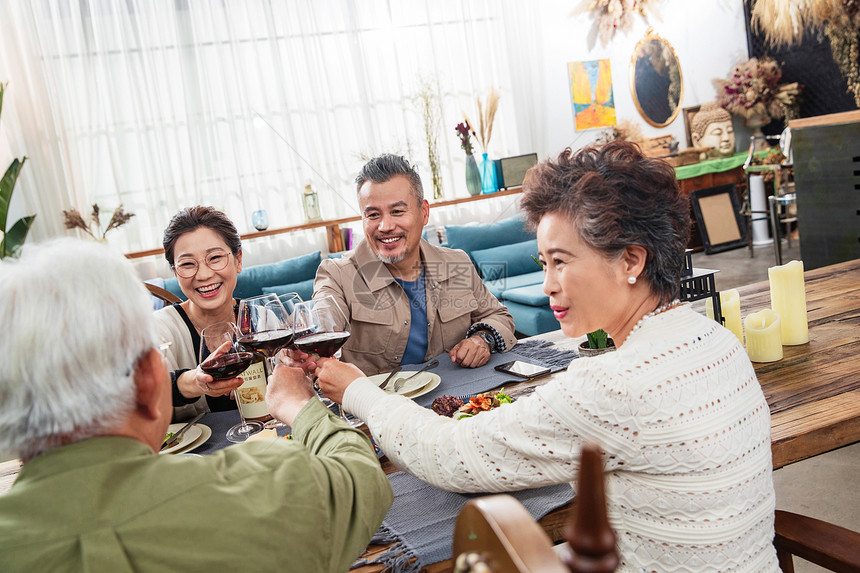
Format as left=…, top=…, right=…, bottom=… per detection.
left=173, top=423, right=212, bottom=455
left=160, top=423, right=206, bottom=455
left=369, top=371, right=442, bottom=399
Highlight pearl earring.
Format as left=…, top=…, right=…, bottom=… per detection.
left=627, top=276, right=637, bottom=285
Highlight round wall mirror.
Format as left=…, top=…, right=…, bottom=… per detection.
left=629, top=29, right=683, bottom=127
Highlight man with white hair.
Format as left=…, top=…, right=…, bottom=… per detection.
left=0, top=238, right=392, bottom=572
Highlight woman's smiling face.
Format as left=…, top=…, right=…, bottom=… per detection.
left=172, top=226, right=242, bottom=314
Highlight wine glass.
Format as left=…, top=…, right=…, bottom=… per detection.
left=292, top=296, right=358, bottom=426
left=237, top=294, right=295, bottom=429
left=237, top=294, right=294, bottom=374
left=199, top=322, right=264, bottom=443
left=275, top=291, right=305, bottom=366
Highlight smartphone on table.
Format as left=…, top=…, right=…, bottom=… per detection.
left=493, top=360, right=551, bottom=379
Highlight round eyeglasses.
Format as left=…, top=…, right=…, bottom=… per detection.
left=172, top=250, right=232, bottom=279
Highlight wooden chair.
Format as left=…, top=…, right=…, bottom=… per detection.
left=774, top=510, right=860, bottom=573
left=144, top=282, right=181, bottom=306
left=452, top=444, right=860, bottom=573
left=452, top=443, right=618, bottom=573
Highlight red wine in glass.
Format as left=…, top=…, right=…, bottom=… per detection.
left=239, top=329, right=294, bottom=358
left=293, top=331, right=351, bottom=358
left=200, top=351, right=255, bottom=379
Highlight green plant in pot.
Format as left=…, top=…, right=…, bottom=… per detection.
left=579, top=328, right=616, bottom=357
left=0, top=82, right=35, bottom=259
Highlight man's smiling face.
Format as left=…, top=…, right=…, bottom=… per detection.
left=359, top=174, right=429, bottom=267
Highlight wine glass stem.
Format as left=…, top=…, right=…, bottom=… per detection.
left=265, top=356, right=277, bottom=376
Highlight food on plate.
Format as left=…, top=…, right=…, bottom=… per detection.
left=432, top=390, right=514, bottom=419
left=431, top=395, right=463, bottom=417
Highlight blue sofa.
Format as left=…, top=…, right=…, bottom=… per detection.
left=160, top=215, right=556, bottom=336
left=443, top=214, right=557, bottom=337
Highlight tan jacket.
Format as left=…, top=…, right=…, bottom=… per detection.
left=314, top=239, right=516, bottom=375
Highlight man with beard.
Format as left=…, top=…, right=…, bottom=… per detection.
left=312, top=154, right=515, bottom=375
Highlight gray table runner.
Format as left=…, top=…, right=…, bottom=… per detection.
left=407, top=338, right=579, bottom=408
left=353, top=471, right=574, bottom=573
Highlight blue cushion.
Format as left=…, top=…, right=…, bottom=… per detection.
left=502, top=283, right=550, bottom=307
left=471, top=239, right=540, bottom=280
left=162, top=277, right=186, bottom=301
left=234, top=251, right=321, bottom=300
left=505, top=300, right=558, bottom=337
left=261, top=278, right=315, bottom=302
left=483, top=270, right=544, bottom=299
left=445, top=215, right=535, bottom=257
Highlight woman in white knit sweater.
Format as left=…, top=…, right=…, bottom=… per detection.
left=309, top=141, right=779, bottom=572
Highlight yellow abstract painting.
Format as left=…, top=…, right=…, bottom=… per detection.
left=568, top=59, right=616, bottom=131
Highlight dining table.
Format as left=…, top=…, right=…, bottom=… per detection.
left=1, top=258, right=857, bottom=573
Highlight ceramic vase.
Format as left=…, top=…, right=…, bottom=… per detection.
left=480, top=152, right=498, bottom=194
left=577, top=338, right=616, bottom=357
left=465, top=154, right=482, bottom=196
left=252, top=209, right=269, bottom=231
left=746, top=114, right=771, bottom=151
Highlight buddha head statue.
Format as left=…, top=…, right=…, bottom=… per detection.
left=690, top=102, right=735, bottom=154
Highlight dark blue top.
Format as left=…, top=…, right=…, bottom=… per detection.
left=394, top=270, right=428, bottom=365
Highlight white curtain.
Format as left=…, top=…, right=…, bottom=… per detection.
left=0, top=0, right=541, bottom=257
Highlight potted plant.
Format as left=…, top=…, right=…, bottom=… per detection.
left=578, top=329, right=616, bottom=357
left=0, top=82, right=35, bottom=259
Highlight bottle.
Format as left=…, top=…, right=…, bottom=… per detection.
left=233, top=355, right=273, bottom=423
left=303, top=183, right=322, bottom=222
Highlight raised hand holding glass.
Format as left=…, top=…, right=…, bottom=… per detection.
left=199, top=322, right=264, bottom=442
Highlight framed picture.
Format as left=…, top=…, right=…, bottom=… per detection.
left=568, top=59, right=616, bottom=131
left=682, top=105, right=701, bottom=147
left=497, top=153, right=538, bottom=189
left=689, top=184, right=748, bottom=254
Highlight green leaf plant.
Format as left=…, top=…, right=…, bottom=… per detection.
left=0, top=82, right=35, bottom=258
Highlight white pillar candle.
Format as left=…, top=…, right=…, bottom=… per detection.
left=706, top=289, right=743, bottom=344
left=744, top=309, right=783, bottom=363
left=768, top=259, right=809, bottom=345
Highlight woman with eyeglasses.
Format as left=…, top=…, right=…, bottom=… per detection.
left=154, top=206, right=245, bottom=420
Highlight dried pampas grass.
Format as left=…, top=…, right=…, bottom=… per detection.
left=470, top=87, right=500, bottom=154
left=751, top=0, right=844, bottom=47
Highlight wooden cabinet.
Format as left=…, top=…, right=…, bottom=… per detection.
left=789, top=111, right=860, bottom=271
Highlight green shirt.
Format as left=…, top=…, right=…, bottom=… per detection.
left=0, top=399, right=392, bottom=573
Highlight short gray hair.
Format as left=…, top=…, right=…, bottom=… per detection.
left=0, top=238, right=158, bottom=459
left=355, top=154, right=424, bottom=203
left=521, top=141, right=690, bottom=304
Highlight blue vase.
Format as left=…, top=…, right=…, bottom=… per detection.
left=480, top=152, right=498, bottom=194
left=465, top=154, right=482, bottom=196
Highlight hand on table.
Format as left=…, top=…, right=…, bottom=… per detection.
left=266, top=363, right=316, bottom=426
left=449, top=335, right=491, bottom=368
left=314, top=357, right=366, bottom=404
